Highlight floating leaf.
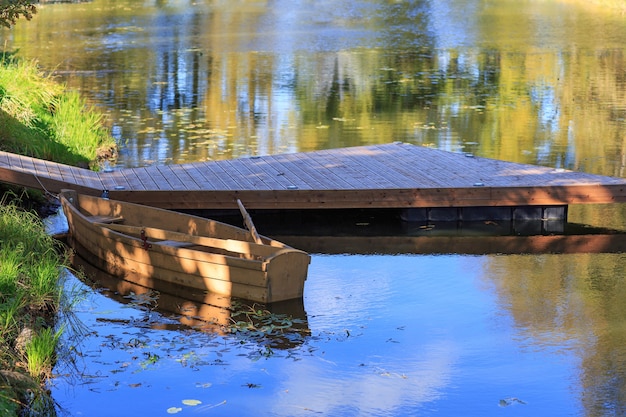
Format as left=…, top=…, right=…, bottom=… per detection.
left=182, top=399, right=202, bottom=406
left=166, top=407, right=182, bottom=414
left=499, top=397, right=526, bottom=407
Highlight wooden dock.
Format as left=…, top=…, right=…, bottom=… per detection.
left=2, top=142, right=626, bottom=216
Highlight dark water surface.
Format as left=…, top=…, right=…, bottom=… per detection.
left=6, top=0, right=626, bottom=415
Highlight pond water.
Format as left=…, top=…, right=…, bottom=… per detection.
left=6, top=0, right=626, bottom=415
left=54, top=250, right=626, bottom=417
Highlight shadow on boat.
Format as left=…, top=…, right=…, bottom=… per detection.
left=69, top=252, right=310, bottom=349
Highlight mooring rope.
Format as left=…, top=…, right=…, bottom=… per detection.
left=33, top=174, right=59, bottom=200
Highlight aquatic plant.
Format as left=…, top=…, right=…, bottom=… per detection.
left=227, top=301, right=310, bottom=349
left=25, top=326, right=63, bottom=381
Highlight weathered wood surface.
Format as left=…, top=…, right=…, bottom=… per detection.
left=60, top=191, right=310, bottom=302
left=2, top=143, right=626, bottom=210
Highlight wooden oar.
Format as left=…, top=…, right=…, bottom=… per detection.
left=94, top=222, right=283, bottom=258
left=237, top=199, right=263, bottom=245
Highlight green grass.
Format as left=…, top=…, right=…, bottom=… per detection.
left=0, top=200, right=67, bottom=414
left=51, top=92, right=111, bottom=162
left=0, top=52, right=116, bottom=168
left=25, top=326, right=63, bottom=382
left=0, top=294, right=24, bottom=345
left=0, top=246, right=22, bottom=296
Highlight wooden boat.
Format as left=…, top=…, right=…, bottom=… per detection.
left=59, top=189, right=310, bottom=303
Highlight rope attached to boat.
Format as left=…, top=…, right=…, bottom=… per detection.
left=34, top=174, right=59, bottom=200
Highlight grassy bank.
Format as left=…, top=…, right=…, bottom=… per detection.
left=0, top=201, right=65, bottom=415
left=0, top=51, right=116, bottom=168
left=0, top=53, right=117, bottom=415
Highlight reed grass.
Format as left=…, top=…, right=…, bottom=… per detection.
left=25, top=327, right=63, bottom=382
left=51, top=92, right=110, bottom=161
left=0, top=246, right=21, bottom=296
left=0, top=52, right=116, bottom=168
left=0, top=295, right=24, bottom=346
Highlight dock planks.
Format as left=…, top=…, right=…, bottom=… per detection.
left=1, top=142, right=626, bottom=211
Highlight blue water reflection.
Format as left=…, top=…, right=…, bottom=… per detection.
left=52, top=253, right=590, bottom=416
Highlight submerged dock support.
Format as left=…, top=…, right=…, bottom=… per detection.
left=400, top=205, right=568, bottom=235
left=400, top=205, right=568, bottom=222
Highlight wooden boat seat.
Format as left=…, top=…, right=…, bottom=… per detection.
left=86, top=215, right=124, bottom=224
left=154, top=240, right=195, bottom=248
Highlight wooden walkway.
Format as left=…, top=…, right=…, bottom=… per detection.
left=1, top=142, right=626, bottom=211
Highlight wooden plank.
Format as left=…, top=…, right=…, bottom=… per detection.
left=238, top=157, right=289, bottom=190
left=169, top=164, right=203, bottom=190
left=99, top=169, right=129, bottom=191
left=139, top=166, right=173, bottom=191
left=415, top=150, right=483, bottom=187
left=245, top=155, right=314, bottom=189
left=276, top=152, right=337, bottom=189
left=203, top=160, right=248, bottom=190
left=334, top=146, right=417, bottom=188
left=40, top=160, right=65, bottom=182
left=0, top=152, right=10, bottom=167
left=17, top=153, right=36, bottom=175
left=68, top=166, right=103, bottom=191
left=284, top=151, right=355, bottom=190
left=108, top=187, right=496, bottom=210
left=304, top=149, right=372, bottom=189
left=262, top=153, right=324, bottom=190
left=118, top=168, right=147, bottom=191
left=97, top=222, right=282, bottom=258
left=290, top=150, right=356, bottom=189
left=398, top=145, right=487, bottom=186
left=176, top=163, right=217, bottom=190
left=5, top=152, right=20, bottom=168
left=86, top=215, right=125, bottom=224
left=319, top=147, right=396, bottom=188
left=0, top=166, right=37, bottom=190
left=491, top=184, right=626, bottom=205
left=133, top=167, right=161, bottom=190
left=192, top=161, right=233, bottom=190
left=155, top=166, right=185, bottom=189
left=31, top=157, right=50, bottom=181
left=219, top=160, right=260, bottom=190
left=227, top=158, right=277, bottom=190
left=369, top=144, right=448, bottom=187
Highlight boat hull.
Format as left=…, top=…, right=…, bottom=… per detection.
left=60, top=190, right=310, bottom=303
